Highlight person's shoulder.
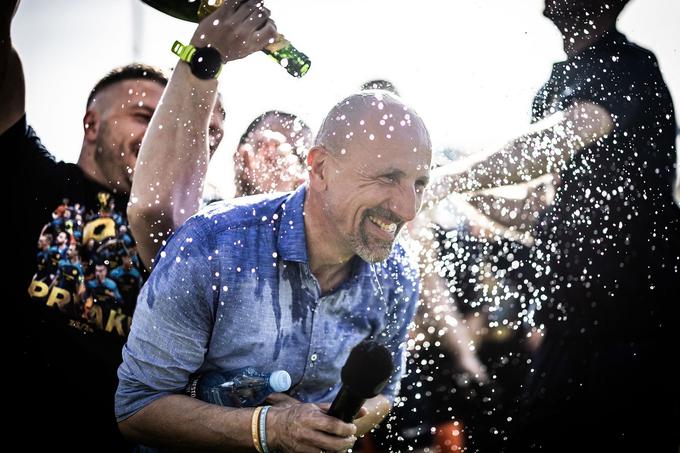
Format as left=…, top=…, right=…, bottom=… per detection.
left=193, top=192, right=291, bottom=234
left=610, top=34, right=661, bottom=75
left=109, top=266, right=123, bottom=277
left=1, top=115, right=31, bottom=146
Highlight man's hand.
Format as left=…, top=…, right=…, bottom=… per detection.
left=190, top=0, right=277, bottom=62
left=265, top=392, right=301, bottom=408
left=267, top=402, right=359, bottom=453
left=266, top=392, right=369, bottom=418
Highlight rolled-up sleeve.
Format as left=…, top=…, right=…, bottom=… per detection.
left=115, top=215, right=219, bottom=422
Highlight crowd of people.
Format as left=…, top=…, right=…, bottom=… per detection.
left=3, top=0, right=679, bottom=452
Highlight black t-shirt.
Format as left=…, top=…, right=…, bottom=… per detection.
left=530, top=30, right=680, bottom=338
left=5, top=116, right=133, bottom=450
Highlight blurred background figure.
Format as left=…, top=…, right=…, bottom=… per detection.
left=430, top=0, right=679, bottom=450
left=232, top=110, right=312, bottom=197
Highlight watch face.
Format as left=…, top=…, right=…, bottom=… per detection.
left=191, top=46, right=223, bottom=80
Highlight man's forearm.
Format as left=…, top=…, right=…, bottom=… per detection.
left=128, top=62, right=217, bottom=268
left=467, top=193, right=535, bottom=228
left=439, top=131, right=564, bottom=194
left=119, top=394, right=257, bottom=452
left=429, top=101, right=612, bottom=199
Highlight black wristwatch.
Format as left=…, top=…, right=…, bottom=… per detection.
left=171, top=40, right=223, bottom=80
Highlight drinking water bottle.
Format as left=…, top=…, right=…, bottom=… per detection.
left=186, top=366, right=292, bottom=407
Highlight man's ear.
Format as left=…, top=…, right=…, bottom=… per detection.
left=307, top=146, right=329, bottom=191
left=83, top=110, right=100, bottom=143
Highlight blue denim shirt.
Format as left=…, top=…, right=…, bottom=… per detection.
left=115, top=184, right=420, bottom=422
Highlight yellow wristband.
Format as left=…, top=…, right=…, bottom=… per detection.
left=251, top=407, right=264, bottom=453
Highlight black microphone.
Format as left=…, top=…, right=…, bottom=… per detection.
left=327, top=340, right=394, bottom=423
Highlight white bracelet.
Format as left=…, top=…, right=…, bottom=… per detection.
left=259, top=405, right=271, bottom=453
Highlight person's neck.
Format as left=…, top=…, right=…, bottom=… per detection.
left=303, top=192, right=354, bottom=294
left=559, top=17, right=617, bottom=58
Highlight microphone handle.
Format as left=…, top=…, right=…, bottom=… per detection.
left=327, top=385, right=366, bottom=423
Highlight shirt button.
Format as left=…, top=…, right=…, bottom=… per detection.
left=310, top=353, right=318, bottom=362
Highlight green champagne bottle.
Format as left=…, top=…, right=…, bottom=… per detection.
left=141, top=0, right=311, bottom=77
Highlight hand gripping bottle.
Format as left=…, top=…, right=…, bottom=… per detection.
left=140, top=0, right=311, bottom=77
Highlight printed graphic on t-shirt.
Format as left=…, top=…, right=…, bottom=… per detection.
left=26, top=192, right=143, bottom=337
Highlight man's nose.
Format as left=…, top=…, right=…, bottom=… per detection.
left=390, top=184, right=419, bottom=223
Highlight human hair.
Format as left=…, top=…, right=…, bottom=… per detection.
left=360, top=79, right=400, bottom=96
left=238, top=110, right=311, bottom=163
left=86, top=63, right=168, bottom=108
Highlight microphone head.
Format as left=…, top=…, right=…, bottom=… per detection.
left=341, top=340, right=394, bottom=398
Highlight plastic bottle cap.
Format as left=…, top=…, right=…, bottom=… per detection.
left=269, top=370, right=292, bottom=392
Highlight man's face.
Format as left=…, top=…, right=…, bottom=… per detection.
left=89, top=79, right=224, bottom=194
left=95, top=264, right=107, bottom=282
left=237, top=116, right=311, bottom=195
left=319, top=101, right=431, bottom=263
left=90, top=79, right=163, bottom=194
left=56, top=231, right=68, bottom=245
left=38, top=236, right=50, bottom=250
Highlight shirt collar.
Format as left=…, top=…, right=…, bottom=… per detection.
left=277, top=183, right=389, bottom=293
left=276, top=184, right=378, bottom=285
left=277, top=183, right=309, bottom=263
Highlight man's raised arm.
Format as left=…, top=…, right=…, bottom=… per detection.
left=128, top=0, right=274, bottom=268
left=428, top=101, right=614, bottom=200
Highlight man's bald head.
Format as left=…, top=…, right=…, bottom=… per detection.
left=314, top=90, right=431, bottom=159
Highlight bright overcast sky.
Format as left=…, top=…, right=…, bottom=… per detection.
left=13, top=0, right=680, bottom=198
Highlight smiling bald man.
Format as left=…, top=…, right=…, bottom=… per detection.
left=116, top=88, right=432, bottom=452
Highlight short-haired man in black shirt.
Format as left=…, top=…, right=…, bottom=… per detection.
left=2, top=1, right=227, bottom=449
left=430, top=0, right=679, bottom=450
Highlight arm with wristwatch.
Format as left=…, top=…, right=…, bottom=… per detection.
left=127, top=0, right=271, bottom=269
left=119, top=2, right=360, bottom=452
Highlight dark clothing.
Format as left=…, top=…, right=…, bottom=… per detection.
left=6, top=116, right=131, bottom=451
left=515, top=31, right=680, bottom=451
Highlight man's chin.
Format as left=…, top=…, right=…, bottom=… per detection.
left=356, top=239, right=394, bottom=263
